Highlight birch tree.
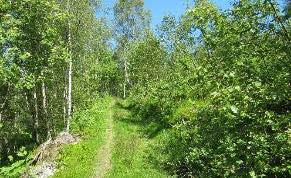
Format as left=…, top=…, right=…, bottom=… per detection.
left=113, top=0, right=150, bottom=97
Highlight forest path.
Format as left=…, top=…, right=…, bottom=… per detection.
left=105, top=101, right=172, bottom=178
left=94, top=101, right=114, bottom=178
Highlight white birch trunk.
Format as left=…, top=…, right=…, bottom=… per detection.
left=42, top=80, right=51, bottom=140
left=66, top=0, right=73, bottom=132
left=123, top=58, right=130, bottom=98
left=33, top=89, right=39, bottom=143
left=67, top=59, right=72, bottom=132
left=63, top=81, right=67, bottom=126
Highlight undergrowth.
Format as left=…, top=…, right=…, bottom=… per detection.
left=53, top=96, right=112, bottom=178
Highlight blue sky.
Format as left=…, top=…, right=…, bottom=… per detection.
left=102, top=0, right=233, bottom=27
left=144, top=0, right=233, bottom=27
left=101, top=0, right=285, bottom=28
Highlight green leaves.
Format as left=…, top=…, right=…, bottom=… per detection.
left=127, top=0, right=290, bottom=177
left=0, top=0, right=290, bottom=177
left=0, top=159, right=27, bottom=177
left=230, top=105, right=238, bottom=114
left=16, top=147, right=27, bottom=157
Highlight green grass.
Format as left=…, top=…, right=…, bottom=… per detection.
left=53, top=97, right=172, bottom=178
left=53, top=97, right=112, bottom=178
left=106, top=103, right=172, bottom=178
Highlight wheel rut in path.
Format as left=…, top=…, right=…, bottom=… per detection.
left=94, top=102, right=114, bottom=178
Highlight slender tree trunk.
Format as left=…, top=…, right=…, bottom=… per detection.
left=42, top=80, right=51, bottom=140
left=0, top=103, right=3, bottom=122
left=0, top=137, right=9, bottom=163
left=25, top=90, right=36, bottom=139
left=13, top=100, right=19, bottom=154
left=33, top=89, right=40, bottom=144
left=0, top=85, right=9, bottom=124
left=0, top=104, right=3, bottom=122
left=24, top=91, right=30, bottom=114
left=123, top=83, right=126, bottom=98
left=66, top=0, right=73, bottom=132
left=123, top=58, right=130, bottom=98
left=67, top=59, right=72, bottom=132
left=63, top=80, right=67, bottom=126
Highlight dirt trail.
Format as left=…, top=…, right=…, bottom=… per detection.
left=94, top=102, right=114, bottom=178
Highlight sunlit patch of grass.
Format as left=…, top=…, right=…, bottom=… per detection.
left=106, top=106, right=172, bottom=178
left=53, top=97, right=112, bottom=178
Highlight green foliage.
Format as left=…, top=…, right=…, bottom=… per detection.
left=0, top=159, right=27, bottom=178
left=125, top=32, right=166, bottom=87
left=0, top=151, right=33, bottom=178
left=1, top=0, right=290, bottom=177
left=127, top=0, right=291, bottom=177
left=114, top=0, right=150, bottom=42
left=0, top=0, right=114, bottom=174
left=113, top=0, right=151, bottom=97
left=0, top=0, right=68, bottom=166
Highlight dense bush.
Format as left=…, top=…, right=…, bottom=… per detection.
left=128, top=0, right=291, bottom=177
